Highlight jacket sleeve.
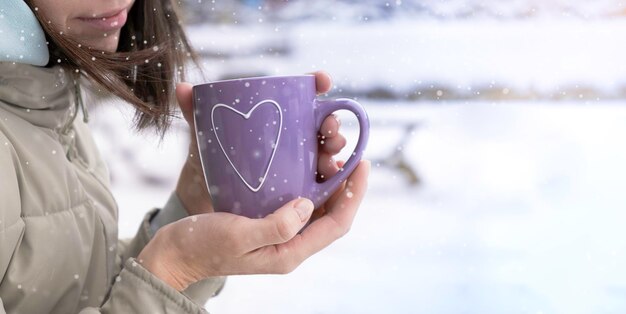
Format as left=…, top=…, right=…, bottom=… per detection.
left=77, top=199, right=225, bottom=313
left=92, top=192, right=226, bottom=313
left=79, top=258, right=209, bottom=314
left=0, top=133, right=26, bottom=314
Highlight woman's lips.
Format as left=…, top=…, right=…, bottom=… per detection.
left=77, top=8, right=128, bottom=32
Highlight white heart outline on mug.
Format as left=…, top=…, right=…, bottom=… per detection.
left=211, top=99, right=283, bottom=193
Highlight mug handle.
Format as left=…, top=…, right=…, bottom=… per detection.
left=312, top=98, right=370, bottom=208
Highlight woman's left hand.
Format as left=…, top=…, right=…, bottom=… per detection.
left=175, top=71, right=346, bottom=215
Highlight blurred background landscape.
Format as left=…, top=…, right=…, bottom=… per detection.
left=89, top=1, right=626, bottom=313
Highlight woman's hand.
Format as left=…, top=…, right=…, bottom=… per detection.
left=174, top=71, right=347, bottom=215
left=137, top=159, right=370, bottom=291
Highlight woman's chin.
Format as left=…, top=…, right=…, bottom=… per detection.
left=80, top=34, right=120, bottom=52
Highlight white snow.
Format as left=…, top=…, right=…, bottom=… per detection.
left=91, top=100, right=626, bottom=313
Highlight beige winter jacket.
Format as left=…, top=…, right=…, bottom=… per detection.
left=0, top=62, right=226, bottom=313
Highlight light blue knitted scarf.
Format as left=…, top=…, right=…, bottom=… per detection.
left=0, top=0, right=49, bottom=66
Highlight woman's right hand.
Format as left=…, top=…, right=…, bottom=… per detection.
left=137, top=160, right=370, bottom=291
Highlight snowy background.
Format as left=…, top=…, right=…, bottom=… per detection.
left=89, top=1, right=626, bottom=313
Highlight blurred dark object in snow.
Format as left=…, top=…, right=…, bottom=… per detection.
left=180, top=0, right=625, bottom=25
left=372, top=122, right=421, bottom=186
left=181, top=0, right=403, bottom=24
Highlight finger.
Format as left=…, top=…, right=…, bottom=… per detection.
left=303, top=159, right=369, bottom=239
left=314, top=159, right=345, bottom=221
left=176, top=82, right=194, bottom=125
left=317, top=152, right=339, bottom=181
left=319, top=134, right=347, bottom=156
left=325, top=160, right=347, bottom=207
left=311, top=205, right=327, bottom=222
left=319, top=114, right=340, bottom=138
left=310, top=71, right=332, bottom=95
left=242, top=198, right=315, bottom=251
left=253, top=160, right=370, bottom=272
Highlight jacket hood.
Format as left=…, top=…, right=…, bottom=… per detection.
left=0, top=0, right=50, bottom=66
left=0, top=62, right=77, bottom=131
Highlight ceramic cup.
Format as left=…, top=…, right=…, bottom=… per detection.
left=192, top=75, right=369, bottom=218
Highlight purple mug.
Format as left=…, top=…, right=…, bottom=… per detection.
left=192, top=75, right=369, bottom=218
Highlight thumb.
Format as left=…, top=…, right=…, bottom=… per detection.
left=176, top=82, right=194, bottom=125
left=251, top=198, right=315, bottom=246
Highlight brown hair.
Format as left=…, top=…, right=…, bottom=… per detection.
left=27, top=0, right=198, bottom=137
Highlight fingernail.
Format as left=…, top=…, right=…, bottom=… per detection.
left=294, top=199, right=314, bottom=221
left=333, top=114, right=341, bottom=126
